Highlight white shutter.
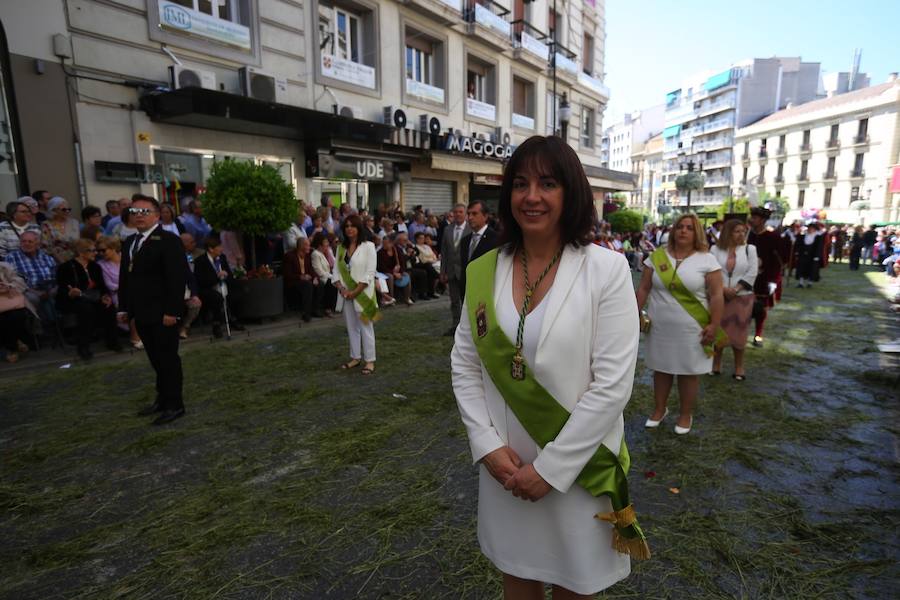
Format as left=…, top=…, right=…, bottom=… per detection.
left=404, top=179, right=455, bottom=214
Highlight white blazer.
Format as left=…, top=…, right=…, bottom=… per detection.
left=710, top=243, right=758, bottom=296
left=331, top=241, right=377, bottom=313
left=311, top=249, right=331, bottom=281
left=451, top=244, right=639, bottom=494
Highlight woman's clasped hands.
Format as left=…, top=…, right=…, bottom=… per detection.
left=481, top=446, right=552, bottom=502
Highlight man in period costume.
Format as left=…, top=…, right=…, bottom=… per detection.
left=747, top=206, right=782, bottom=347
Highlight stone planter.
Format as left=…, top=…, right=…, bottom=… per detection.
left=231, top=277, right=284, bottom=320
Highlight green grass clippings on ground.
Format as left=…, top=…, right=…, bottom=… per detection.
left=1, top=265, right=898, bottom=599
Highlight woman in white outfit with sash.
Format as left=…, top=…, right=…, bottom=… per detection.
left=451, top=136, right=648, bottom=600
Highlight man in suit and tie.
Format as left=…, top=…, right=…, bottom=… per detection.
left=439, top=203, right=470, bottom=335
left=459, top=200, right=499, bottom=301
left=193, top=234, right=245, bottom=338
left=118, top=195, right=188, bottom=425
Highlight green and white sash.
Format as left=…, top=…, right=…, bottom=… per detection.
left=337, top=245, right=381, bottom=324
left=649, top=248, right=727, bottom=357
left=465, top=249, right=650, bottom=560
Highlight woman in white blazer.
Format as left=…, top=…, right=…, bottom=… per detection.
left=710, top=219, right=757, bottom=380
left=331, top=214, right=378, bottom=375
left=451, top=136, right=642, bottom=598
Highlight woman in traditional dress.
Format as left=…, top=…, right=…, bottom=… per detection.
left=709, top=219, right=757, bottom=380
left=636, top=213, right=724, bottom=435
left=794, top=222, right=824, bottom=287
left=451, top=136, right=647, bottom=599
left=332, top=214, right=378, bottom=375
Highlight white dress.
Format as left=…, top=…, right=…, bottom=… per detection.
left=476, top=266, right=630, bottom=594
left=642, top=250, right=721, bottom=375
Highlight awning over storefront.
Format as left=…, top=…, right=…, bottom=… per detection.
left=139, top=87, right=392, bottom=144
left=663, top=124, right=682, bottom=138
left=583, top=164, right=635, bottom=192
left=705, top=69, right=732, bottom=91
left=430, top=153, right=503, bottom=176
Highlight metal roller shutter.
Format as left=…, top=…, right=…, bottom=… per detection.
left=404, top=179, right=455, bottom=214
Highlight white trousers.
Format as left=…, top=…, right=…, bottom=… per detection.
left=343, top=305, right=376, bottom=362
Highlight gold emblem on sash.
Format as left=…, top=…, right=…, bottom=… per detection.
left=475, top=303, right=487, bottom=337
left=511, top=352, right=525, bottom=380
left=659, top=263, right=668, bottom=272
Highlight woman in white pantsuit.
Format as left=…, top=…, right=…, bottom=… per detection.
left=332, top=214, right=377, bottom=375
left=451, top=136, right=641, bottom=599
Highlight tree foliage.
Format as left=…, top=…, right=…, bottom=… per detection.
left=606, top=209, right=644, bottom=233
left=202, top=160, right=296, bottom=237
left=675, top=172, right=704, bottom=192
left=714, top=197, right=750, bottom=220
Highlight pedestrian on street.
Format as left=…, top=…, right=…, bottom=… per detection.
left=333, top=214, right=378, bottom=376
left=636, top=213, right=725, bottom=434
left=849, top=225, right=864, bottom=270
left=710, top=219, right=757, bottom=380
left=439, top=203, right=470, bottom=336
left=795, top=222, right=824, bottom=288
left=452, top=135, right=648, bottom=600
left=458, top=200, right=499, bottom=300
left=747, top=207, right=783, bottom=347
left=118, top=196, right=188, bottom=425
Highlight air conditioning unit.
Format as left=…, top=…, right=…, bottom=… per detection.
left=169, top=65, right=216, bottom=90
left=494, top=127, right=511, bottom=145
left=383, top=106, right=407, bottom=128
left=419, top=114, right=441, bottom=135
left=239, top=66, right=287, bottom=103
left=335, top=104, right=363, bottom=120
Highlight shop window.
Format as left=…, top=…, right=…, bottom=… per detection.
left=317, top=0, right=378, bottom=91
left=581, top=106, right=595, bottom=148
left=512, top=76, right=535, bottom=130
left=150, top=0, right=258, bottom=63
left=403, top=26, right=446, bottom=106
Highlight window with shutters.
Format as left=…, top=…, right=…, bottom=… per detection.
left=316, top=0, right=380, bottom=94
left=465, top=51, right=497, bottom=123
left=581, top=107, right=595, bottom=148
left=512, top=76, right=535, bottom=130
left=401, top=22, right=447, bottom=109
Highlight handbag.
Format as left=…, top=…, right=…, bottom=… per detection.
left=639, top=309, right=651, bottom=333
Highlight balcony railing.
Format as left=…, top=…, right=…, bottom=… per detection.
left=799, top=143, right=811, bottom=154
left=853, top=134, right=870, bottom=145
left=741, top=153, right=750, bottom=162
left=758, top=148, right=768, bottom=158
left=465, top=1, right=511, bottom=45
left=849, top=169, right=865, bottom=178
left=466, top=97, right=496, bottom=121
left=510, top=19, right=549, bottom=62
left=822, top=171, right=836, bottom=180
left=696, top=98, right=736, bottom=117
left=757, top=175, right=766, bottom=184
left=826, top=138, right=840, bottom=149
left=774, top=175, right=784, bottom=184
left=775, top=146, right=786, bottom=157
left=797, top=173, right=809, bottom=182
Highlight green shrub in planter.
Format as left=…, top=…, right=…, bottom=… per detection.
left=202, top=160, right=296, bottom=267
left=606, top=209, right=644, bottom=233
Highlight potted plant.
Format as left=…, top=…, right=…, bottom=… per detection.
left=203, top=160, right=296, bottom=319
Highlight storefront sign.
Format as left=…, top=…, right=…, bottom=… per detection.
left=406, top=79, right=445, bottom=104
left=321, top=54, right=376, bottom=89
left=317, top=154, right=394, bottom=181
left=520, top=31, right=549, bottom=61
left=512, top=113, right=535, bottom=130
left=466, top=98, right=496, bottom=122
left=555, top=52, right=579, bottom=76
left=474, top=4, right=511, bottom=37
left=444, top=134, right=513, bottom=159
left=158, top=0, right=251, bottom=50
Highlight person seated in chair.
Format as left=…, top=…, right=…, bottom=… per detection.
left=5, top=230, right=57, bottom=326
left=55, top=238, right=121, bottom=359
left=193, top=234, right=244, bottom=338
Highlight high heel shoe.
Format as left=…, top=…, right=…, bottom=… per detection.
left=674, top=416, right=693, bottom=435
left=644, top=408, right=668, bottom=428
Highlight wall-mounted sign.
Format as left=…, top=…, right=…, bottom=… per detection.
left=317, top=154, right=395, bottom=182
left=444, top=134, right=513, bottom=159
left=158, top=0, right=251, bottom=50
left=406, top=79, right=445, bottom=104
left=520, top=31, right=549, bottom=61
left=95, top=161, right=164, bottom=184
left=474, top=4, right=511, bottom=37
left=555, top=52, right=579, bottom=76
left=466, top=98, right=496, bottom=122
left=321, top=54, right=376, bottom=89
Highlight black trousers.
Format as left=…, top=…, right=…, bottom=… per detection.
left=286, top=280, right=319, bottom=318
left=319, top=281, right=338, bottom=313
left=70, top=300, right=117, bottom=350
left=410, top=266, right=433, bottom=298
left=136, top=319, right=184, bottom=412
left=199, top=288, right=238, bottom=324
left=0, top=308, right=29, bottom=352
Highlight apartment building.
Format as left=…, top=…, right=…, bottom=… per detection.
left=628, top=131, right=662, bottom=215
left=734, top=77, right=900, bottom=225
left=0, top=0, right=630, bottom=215
left=661, top=57, right=820, bottom=209
left=599, top=103, right=663, bottom=172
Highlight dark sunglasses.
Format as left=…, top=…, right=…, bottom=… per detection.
left=58, top=207, right=72, bottom=212
left=128, top=207, right=154, bottom=216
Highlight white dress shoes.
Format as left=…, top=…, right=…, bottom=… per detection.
left=644, top=408, right=668, bottom=428
left=674, top=416, right=693, bottom=435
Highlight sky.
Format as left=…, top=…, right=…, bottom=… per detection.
left=603, top=0, right=900, bottom=126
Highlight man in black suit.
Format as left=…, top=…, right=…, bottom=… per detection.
left=118, top=196, right=188, bottom=425
left=459, top=200, right=499, bottom=300
left=439, top=203, right=470, bottom=335
left=193, top=234, right=245, bottom=338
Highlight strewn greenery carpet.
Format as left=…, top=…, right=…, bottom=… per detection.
left=1, top=263, right=897, bottom=599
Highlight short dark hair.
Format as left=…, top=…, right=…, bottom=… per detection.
left=105, top=199, right=118, bottom=210
left=31, top=190, right=48, bottom=201
left=341, top=214, right=370, bottom=247
left=5, top=201, right=22, bottom=215
left=498, top=135, right=594, bottom=250
left=204, top=234, right=222, bottom=250
left=131, top=195, right=160, bottom=210
left=81, top=206, right=101, bottom=221
left=467, top=200, right=488, bottom=215
left=311, top=232, right=327, bottom=249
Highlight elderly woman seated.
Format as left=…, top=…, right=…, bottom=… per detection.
left=55, top=238, right=121, bottom=359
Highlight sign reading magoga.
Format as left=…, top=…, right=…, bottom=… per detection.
left=158, top=0, right=251, bottom=50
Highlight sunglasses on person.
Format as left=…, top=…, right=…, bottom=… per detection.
left=58, top=207, right=71, bottom=212
left=128, top=207, right=154, bottom=216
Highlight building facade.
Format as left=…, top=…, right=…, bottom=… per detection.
left=599, top=104, right=663, bottom=172
left=734, top=78, right=900, bottom=225
left=0, top=0, right=630, bottom=217
left=629, top=132, right=662, bottom=215
left=661, top=57, right=821, bottom=210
